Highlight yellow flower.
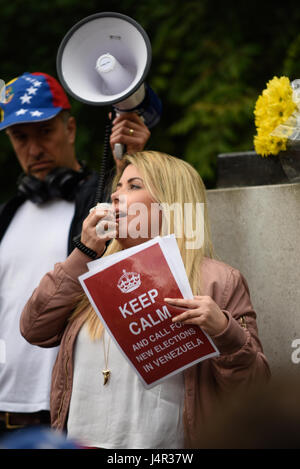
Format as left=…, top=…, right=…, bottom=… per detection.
left=254, top=132, right=287, bottom=157
left=253, top=76, right=297, bottom=156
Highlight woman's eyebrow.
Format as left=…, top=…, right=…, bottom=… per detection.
left=117, top=177, right=144, bottom=186
left=127, top=177, right=143, bottom=183
left=115, top=177, right=144, bottom=189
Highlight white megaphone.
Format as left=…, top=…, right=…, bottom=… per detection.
left=56, top=12, right=162, bottom=159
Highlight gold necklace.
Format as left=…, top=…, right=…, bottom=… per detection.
left=102, top=332, right=111, bottom=385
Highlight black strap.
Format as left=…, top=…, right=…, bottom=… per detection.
left=73, top=234, right=98, bottom=260
left=93, top=113, right=114, bottom=206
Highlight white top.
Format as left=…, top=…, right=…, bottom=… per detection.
left=67, top=325, right=185, bottom=449
left=0, top=199, right=75, bottom=412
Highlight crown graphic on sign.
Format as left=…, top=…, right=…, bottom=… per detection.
left=117, top=269, right=141, bottom=293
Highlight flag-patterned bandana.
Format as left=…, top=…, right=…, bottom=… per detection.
left=0, top=72, right=71, bottom=130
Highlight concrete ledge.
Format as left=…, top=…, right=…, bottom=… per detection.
left=207, top=183, right=300, bottom=376
left=217, top=151, right=288, bottom=187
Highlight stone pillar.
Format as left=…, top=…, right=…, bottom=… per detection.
left=206, top=182, right=300, bottom=376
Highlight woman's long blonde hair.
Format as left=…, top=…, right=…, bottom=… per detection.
left=71, top=151, right=214, bottom=340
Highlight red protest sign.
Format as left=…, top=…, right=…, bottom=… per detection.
left=80, top=241, right=219, bottom=388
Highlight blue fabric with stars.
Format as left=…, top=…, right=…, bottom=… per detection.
left=0, top=72, right=69, bottom=130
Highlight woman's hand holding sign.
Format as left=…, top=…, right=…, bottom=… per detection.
left=164, top=296, right=228, bottom=337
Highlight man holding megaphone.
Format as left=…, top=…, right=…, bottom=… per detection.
left=0, top=70, right=151, bottom=435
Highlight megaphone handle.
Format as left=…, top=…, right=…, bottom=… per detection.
left=114, top=143, right=125, bottom=160
left=113, top=109, right=126, bottom=160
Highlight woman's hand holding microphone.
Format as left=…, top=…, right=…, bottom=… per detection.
left=80, top=203, right=116, bottom=257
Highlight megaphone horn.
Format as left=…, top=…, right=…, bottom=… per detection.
left=56, top=12, right=162, bottom=203
left=56, top=12, right=152, bottom=107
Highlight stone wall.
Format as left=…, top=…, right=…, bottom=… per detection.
left=206, top=183, right=300, bottom=376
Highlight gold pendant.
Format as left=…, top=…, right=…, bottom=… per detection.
left=102, top=369, right=110, bottom=385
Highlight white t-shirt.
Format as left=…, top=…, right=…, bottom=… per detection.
left=0, top=199, right=75, bottom=412
left=67, top=325, right=185, bottom=449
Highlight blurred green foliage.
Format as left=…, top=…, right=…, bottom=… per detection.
left=1, top=0, right=300, bottom=201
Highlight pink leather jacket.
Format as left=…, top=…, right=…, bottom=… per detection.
left=20, top=249, right=270, bottom=448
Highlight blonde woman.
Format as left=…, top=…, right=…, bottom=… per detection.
left=20, top=151, right=270, bottom=449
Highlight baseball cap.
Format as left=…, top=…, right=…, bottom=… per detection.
left=0, top=72, right=71, bottom=130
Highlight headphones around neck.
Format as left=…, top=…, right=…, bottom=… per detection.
left=17, top=161, right=90, bottom=204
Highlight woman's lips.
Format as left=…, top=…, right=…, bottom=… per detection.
left=115, top=211, right=127, bottom=220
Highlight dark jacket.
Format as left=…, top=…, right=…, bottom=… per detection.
left=0, top=169, right=111, bottom=254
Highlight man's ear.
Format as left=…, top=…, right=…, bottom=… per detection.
left=66, top=116, right=76, bottom=144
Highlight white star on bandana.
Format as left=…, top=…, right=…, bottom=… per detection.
left=20, top=94, right=32, bottom=104
left=30, top=110, right=43, bottom=117
left=15, top=108, right=28, bottom=115
left=27, top=86, right=38, bottom=95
